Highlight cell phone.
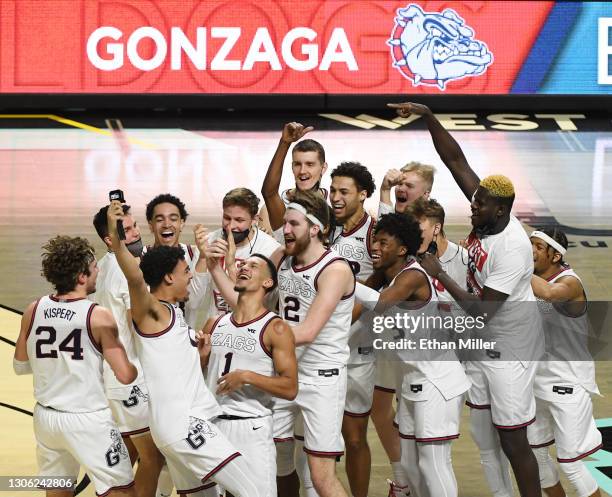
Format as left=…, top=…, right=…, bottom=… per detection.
left=109, top=189, right=125, bottom=203
left=426, top=240, right=438, bottom=255
left=108, top=189, right=126, bottom=240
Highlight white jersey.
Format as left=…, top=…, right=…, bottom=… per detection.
left=93, top=252, right=144, bottom=397
left=142, top=243, right=208, bottom=329
left=208, top=311, right=280, bottom=417
left=465, top=215, right=544, bottom=361
left=26, top=296, right=108, bottom=412
left=278, top=250, right=355, bottom=370
left=134, top=303, right=221, bottom=447
left=329, top=212, right=376, bottom=364
left=385, top=260, right=470, bottom=400
left=207, top=227, right=281, bottom=317
left=534, top=266, right=599, bottom=399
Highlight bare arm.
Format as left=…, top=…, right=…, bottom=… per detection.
left=379, top=169, right=402, bottom=208
left=292, top=261, right=354, bottom=345
left=388, top=102, right=480, bottom=200
left=261, top=122, right=314, bottom=230
left=531, top=274, right=582, bottom=302
left=197, top=317, right=216, bottom=370
left=14, top=301, right=37, bottom=363
left=91, top=305, right=137, bottom=384
left=107, top=201, right=160, bottom=325
left=419, top=252, right=507, bottom=320
left=216, top=319, right=298, bottom=400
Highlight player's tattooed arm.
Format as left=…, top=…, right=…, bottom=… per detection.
left=388, top=102, right=479, bottom=200
left=292, top=260, right=354, bottom=345
left=261, top=122, right=314, bottom=231
left=107, top=201, right=167, bottom=330
left=13, top=300, right=37, bottom=374
left=92, top=305, right=138, bottom=384
left=531, top=274, right=582, bottom=302
left=218, top=319, right=298, bottom=400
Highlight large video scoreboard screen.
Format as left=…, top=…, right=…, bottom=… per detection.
left=2, top=0, right=612, bottom=95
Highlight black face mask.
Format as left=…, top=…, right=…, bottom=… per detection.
left=223, top=228, right=251, bottom=244
left=126, top=238, right=144, bottom=257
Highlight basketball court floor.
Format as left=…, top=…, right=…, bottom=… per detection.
left=1, top=112, right=611, bottom=496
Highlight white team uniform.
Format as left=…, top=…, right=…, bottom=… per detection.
left=275, top=250, right=355, bottom=455
left=383, top=260, right=471, bottom=442
left=205, top=227, right=280, bottom=318
left=375, top=241, right=469, bottom=392
left=93, top=252, right=150, bottom=436
left=208, top=311, right=281, bottom=497
left=527, top=266, right=602, bottom=462
left=27, top=296, right=134, bottom=495
left=142, top=243, right=209, bottom=329
left=329, top=212, right=377, bottom=416
left=133, top=303, right=241, bottom=494
left=464, top=215, right=545, bottom=429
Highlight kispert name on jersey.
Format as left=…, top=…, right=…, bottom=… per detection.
left=208, top=311, right=279, bottom=417
left=27, top=296, right=108, bottom=412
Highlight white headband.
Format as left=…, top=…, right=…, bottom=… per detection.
left=287, top=202, right=325, bottom=231
left=530, top=231, right=567, bottom=255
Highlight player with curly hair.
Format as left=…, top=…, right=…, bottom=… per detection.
left=14, top=235, right=138, bottom=497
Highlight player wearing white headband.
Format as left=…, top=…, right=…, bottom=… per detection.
left=206, top=190, right=355, bottom=497
left=529, top=228, right=603, bottom=497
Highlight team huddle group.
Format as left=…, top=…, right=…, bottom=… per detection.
left=13, top=103, right=603, bottom=497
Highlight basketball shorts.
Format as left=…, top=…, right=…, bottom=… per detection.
left=293, top=365, right=347, bottom=456
left=213, top=416, right=276, bottom=497
left=160, top=416, right=240, bottom=495
left=528, top=388, right=602, bottom=462
left=345, top=361, right=376, bottom=417
left=107, top=384, right=150, bottom=437
left=397, top=380, right=463, bottom=442
left=34, top=403, right=134, bottom=497
left=375, top=358, right=401, bottom=393
left=466, top=360, right=537, bottom=429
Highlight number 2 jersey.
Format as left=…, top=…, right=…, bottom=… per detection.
left=278, top=250, right=355, bottom=371
left=207, top=310, right=280, bottom=417
left=26, top=295, right=109, bottom=412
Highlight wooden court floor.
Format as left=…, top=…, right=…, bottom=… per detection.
left=1, top=123, right=611, bottom=496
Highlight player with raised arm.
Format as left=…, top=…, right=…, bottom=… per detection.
left=93, top=204, right=165, bottom=497
left=529, top=228, right=602, bottom=497
left=389, top=102, right=544, bottom=497
left=355, top=213, right=470, bottom=497
left=106, top=199, right=262, bottom=497
left=327, top=161, right=377, bottom=497
left=205, top=188, right=280, bottom=319
left=260, top=122, right=328, bottom=237
left=199, top=250, right=298, bottom=497
left=378, top=163, right=435, bottom=217
left=143, top=193, right=210, bottom=330
left=14, top=235, right=137, bottom=497
left=207, top=190, right=355, bottom=497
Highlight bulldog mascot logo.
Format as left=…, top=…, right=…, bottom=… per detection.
left=388, top=4, right=493, bottom=89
